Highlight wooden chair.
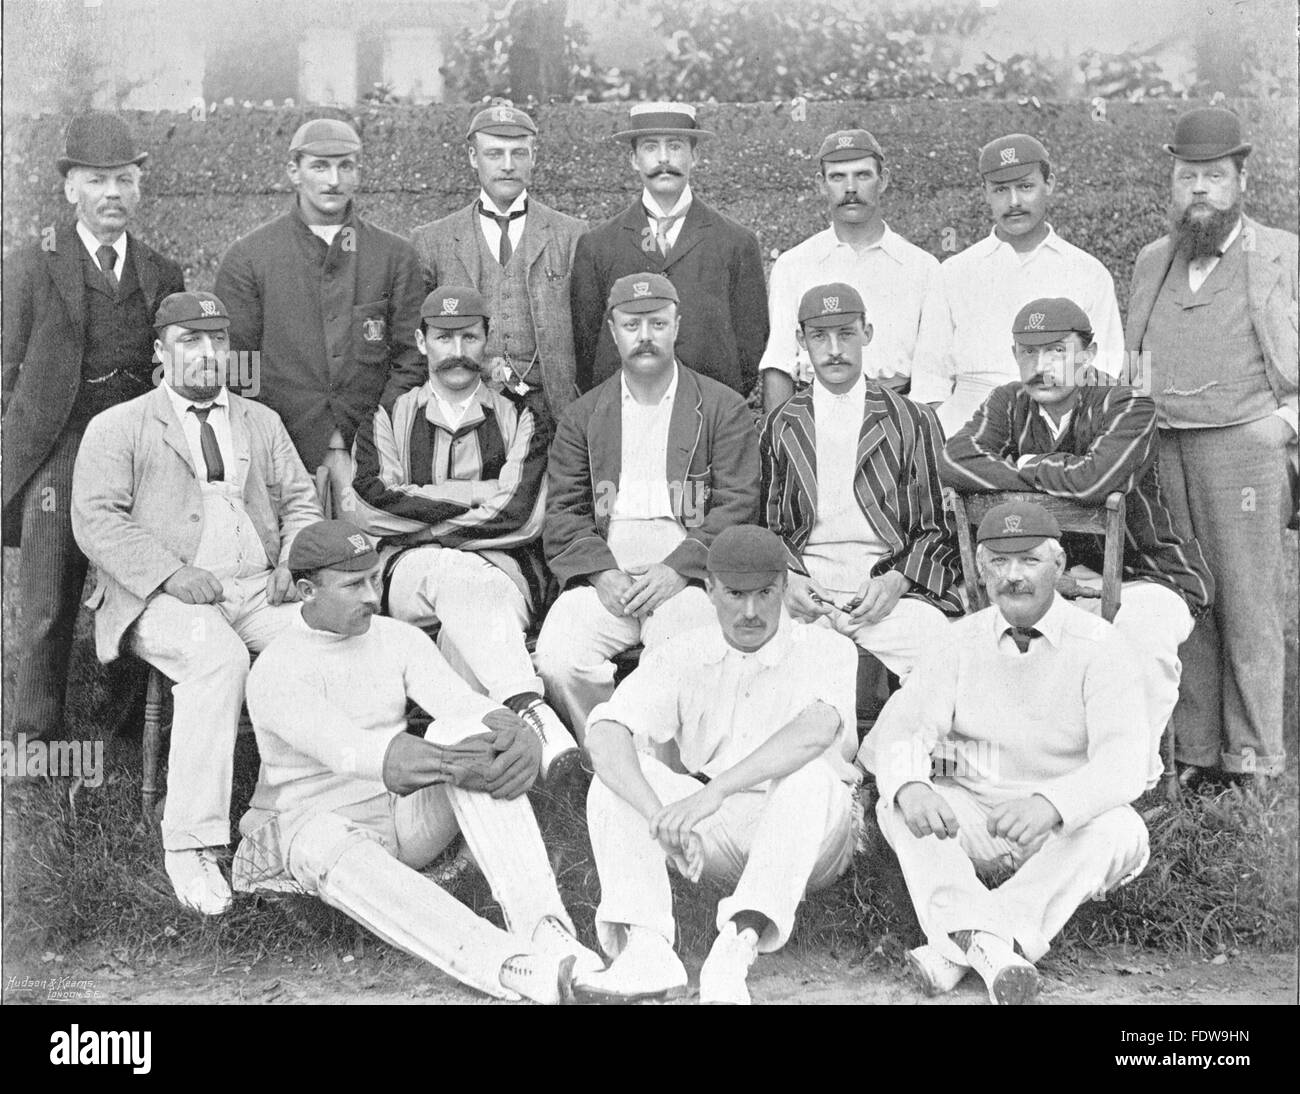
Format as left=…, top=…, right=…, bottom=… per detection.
left=945, top=488, right=1177, bottom=803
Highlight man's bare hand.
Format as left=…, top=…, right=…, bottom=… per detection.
left=848, top=571, right=910, bottom=626
left=162, top=565, right=225, bottom=605
left=592, top=569, right=635, bottom=618
left=649, top=785, right=723, bottom=851
left=785, top=574, right=834, bottom=622
left=266, top=565, right=299, bottom=605
left=622, top=563, right=687, bottom=618
left=895, top=781, right=960, bottom=840
left=987, top=795, right=1061, bottom=846
left=657, top=830, right=704, bottom=883
left=482, top=709, right=543, bottom=800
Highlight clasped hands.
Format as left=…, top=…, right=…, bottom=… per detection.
left=895, top=781, right=1062, bottom=847
left=383, top=708, right=543, bottom=800
left=785, top=571, right=910, bottom=627
left=592, top=564, right=687, bottom=619
left=163, top=563, right=300, bottom=606
left=645, top=784, right=726, bottom=883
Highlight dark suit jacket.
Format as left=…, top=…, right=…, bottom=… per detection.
left=410, top=198, right=588, bottom=420
left=545, top=363, right=760, bottom=589
left=2, top=223, right=184, bottom=545
left=761, top=383, right=962, bottom=614
left=569, top=197, right=768, bottom=397
left=214, top=201, right=427, bottom=470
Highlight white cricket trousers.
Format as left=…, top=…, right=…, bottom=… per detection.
left=387, top=546, right=543, bottom=701
left=131, top=575, right=298, bottom=851
left=876, top=778, right=1149, bottom=965
left=287, top=778, right=573, bottom=1001
left=535, top=584, right=717, bottom=737
left=1072, top=578, right=1193, bottom=787
left=815, top=595, right=952, bottom=680
left=587, top=753, right=855, bottom=957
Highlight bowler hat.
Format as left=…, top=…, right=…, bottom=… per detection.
left=1163, top=107, right=1251, bottom=162
left=611, top=102, right=713, bottom=144
left=56, top=112, right=148, bottom=176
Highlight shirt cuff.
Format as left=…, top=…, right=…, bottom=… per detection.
left=1273, top=405, right=1298, bottom=440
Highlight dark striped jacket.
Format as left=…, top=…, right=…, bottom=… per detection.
left=761, top=383, right=962, bottom=614
left=940, top=382, right=1213, bottom=615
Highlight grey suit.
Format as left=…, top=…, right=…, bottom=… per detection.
left=410, top=198, right=587, bottom=421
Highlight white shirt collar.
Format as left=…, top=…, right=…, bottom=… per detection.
left=478, top=188, right=528, bottom=216
left=978, top=223, right=1064, bottom=258
left=425, top=379, right=487, bottom=430
left=991, top=592, right=1066, bottom=649
left=77, top=221, right=127, bottom=269
left=1035, top=404, right=1073, bottom=441
left=621, top=362, right=679, bottom=407
left=813, top=370, right=865, bottom=409
left=642, top=184, right=693, bottom=221
left=699, top=614, right=797, bottom=667
left=162, top=378, right=230, bottom=416
left=826, top=221, right=904, bottom=263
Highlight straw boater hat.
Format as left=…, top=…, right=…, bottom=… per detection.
left=611, top=102, right=714, bottom=143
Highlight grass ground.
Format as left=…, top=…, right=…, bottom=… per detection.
left=2, top=541, right=1297, bottom=985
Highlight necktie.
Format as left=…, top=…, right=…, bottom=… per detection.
left=1006, top=626, right=1041, bottom=654
left=96, top=244, right=119, bottom=295
left=188, top=405, right=225, bottom=483
left=652, top=212, right=682, bottom=256
left=478, top=200, right=527, bottom=266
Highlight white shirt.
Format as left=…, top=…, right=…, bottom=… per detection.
left=911, top=226, right=1124, bottom=432
left=608, top=366, right=683, bottom=568
left=805, top=375, right=887, bottom=591
left=760, top=225, right=942, bottom=382
left=162, top=381, right=269, bottom=580
left=477, top=189, right=528, bottom=259
left=76, top=220, right=126, bottom=277
left=1187, top=218, right=1242, bottom=292
left=308, top=223, right=344, bottom=246
left=588, top=617, right=861, bottom=784
left=428, top=379, right=484, bottom=432
left=641, top=184, right=692, bottom=251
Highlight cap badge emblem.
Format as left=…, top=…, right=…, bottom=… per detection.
left=1027, top=312, right=1046, bottom=330
left=347, top=534, right=369, bottom=553
left=836, top=135, right=854, bottom=148
left=632, top=281, right=651, bottom=298
left=1003, top=515, right=1023, bottom=533
left=362, top=317, right=386, bottom=342
left=823, top=296, right=839, bottom=312
left=493, top=107, right=513, bottom=123
left=199, top=299, right=219, bottom=317
left=1000, top=147, right=1019, bottom=165
left=442, top=298, right=460, bottom=315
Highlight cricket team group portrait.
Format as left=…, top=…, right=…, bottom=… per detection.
left=1, top=0, right=1296, bottom=1016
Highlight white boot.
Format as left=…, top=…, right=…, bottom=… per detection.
left=698, top=921, right=759, bottom=1005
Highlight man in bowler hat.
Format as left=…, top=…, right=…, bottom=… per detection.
left=2, top=111, right=184, bottom=742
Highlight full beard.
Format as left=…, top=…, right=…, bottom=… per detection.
left=1170, top=195, right=1242, bottom=259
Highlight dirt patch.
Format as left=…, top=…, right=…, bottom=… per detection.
left=5, top=943, right=1292, bottom=1006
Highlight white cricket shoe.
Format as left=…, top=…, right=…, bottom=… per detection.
left=963, top=931, right=1041, bottom=1005
left=515, top=699, right=581, bottom=781
left=905, top=944, right=969, bottom=996
left=499, top=951, right=576, bottom=1005
left=531, top=914, right=605, bottom=980
left=572, top=927, right=687, bottom=1002
left=165, top=848, right=232, bottom=916
left=698, top=921, right=759, bottom=1005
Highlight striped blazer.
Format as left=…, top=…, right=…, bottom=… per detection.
left=939, top=382, right=1213, bottom=615
left=761, top=383, right=962, bottom=614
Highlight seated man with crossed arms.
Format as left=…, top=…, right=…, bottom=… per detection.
left=862, top=500, right=1150, bottom=1005
left=349, top=286, right=578, bottom=781
left=577, top=526, right=860, bottom=1005
left=233, top=520, right=603, bottom=1005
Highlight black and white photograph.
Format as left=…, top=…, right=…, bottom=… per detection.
left=1, top=0, right=1295, bottom=1041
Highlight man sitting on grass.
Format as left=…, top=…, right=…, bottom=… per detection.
left=232, top=519, right=601, bottom=1005
left=862, top=500, right=1150, bottom=1005
left=577, top=525, right=860, bottom=1005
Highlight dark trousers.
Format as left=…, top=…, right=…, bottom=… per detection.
left=12, top=427, right=88, bottom=739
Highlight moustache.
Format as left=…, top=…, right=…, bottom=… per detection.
left=631, top=342, right=662, bottom=356
left=996, top=581, right=1032, bottom=596
left=435, top=355, right=480, bottom=373
left=649, top=166, right=683, bottom=177
left=823, top=356, right=851, bottom=368
left=837, top=197, right=864, bottom=205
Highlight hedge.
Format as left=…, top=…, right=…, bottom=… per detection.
left=4, top=99, right=1296, bottom=311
